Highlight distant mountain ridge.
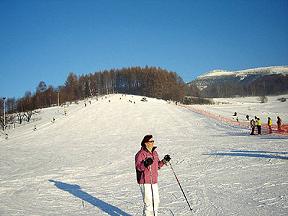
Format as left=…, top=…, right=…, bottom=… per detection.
left=189, top=66, right=288, bottom=97
left=198, top=66, right=288, bottom=79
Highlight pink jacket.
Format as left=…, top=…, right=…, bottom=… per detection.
left=135, top=147, right=165, bottom=184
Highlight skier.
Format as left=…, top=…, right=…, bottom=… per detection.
left=277, top=116, right=282, bottom=131
left=246, top=115, right=249, bottom=121
left=256, top=117, right=262, bottom=135
left=250, top=118, right=255, bottom=135
left=267, top=117, right=272, bottom=134
left=135, top=135, right=171, bottom=216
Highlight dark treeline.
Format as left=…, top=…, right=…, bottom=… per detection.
left=1, top=69, right=287, bottom=119
left=1, top=66, right=186, bottom=115
left=200, top=74, right=288, bottom=98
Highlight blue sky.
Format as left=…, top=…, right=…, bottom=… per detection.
left=0, top=0, right=287, bottom=98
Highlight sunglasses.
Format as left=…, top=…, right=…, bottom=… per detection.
left=147, top=140, right=154, bottom=143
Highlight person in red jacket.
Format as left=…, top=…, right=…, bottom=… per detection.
left=135, top=135, right=170, bottom=216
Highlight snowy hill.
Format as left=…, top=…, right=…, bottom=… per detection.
left=190, top=66, right=288, bottom=96
left=197, top=66, right=288, bottom=79
left=0, top=94, right=287, bottom=215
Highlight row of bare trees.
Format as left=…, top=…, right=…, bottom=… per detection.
left=61, top=66, right=186, bottom=101
left=0, top=67, right=187, bottom=122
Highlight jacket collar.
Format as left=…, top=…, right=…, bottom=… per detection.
left=142, top=146, right=157, bottom=153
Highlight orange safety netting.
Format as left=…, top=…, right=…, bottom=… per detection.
left=181, top=105, right=288, bottom=136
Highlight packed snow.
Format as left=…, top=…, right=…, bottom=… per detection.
left=197, top=70, right=234, bottom=78
left=0, top=94, right=287, bottom=216
left=192, top=95, right=288, bottom=125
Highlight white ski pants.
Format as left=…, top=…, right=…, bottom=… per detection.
left=139, top=183, right=160, bottom=216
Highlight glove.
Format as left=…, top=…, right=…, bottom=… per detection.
left=144, top=157, right=153, bottom=167
left=163, top=154, right=171, bottom=164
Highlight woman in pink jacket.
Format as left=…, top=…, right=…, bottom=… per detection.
left=135, top=135, right=171, bottom=216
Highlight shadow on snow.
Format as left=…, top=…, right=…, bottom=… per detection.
left=260, top=136, right=288, bottom=140
left=49, top=180, right=132, bottom=216
left=230, top=150, right=288, bottom=155
left=204, top=150, right=288, bottom=160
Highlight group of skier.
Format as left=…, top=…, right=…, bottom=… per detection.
left=250, top=116, right=282, bottom=135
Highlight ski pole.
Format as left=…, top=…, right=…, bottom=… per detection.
left=168, top=161, right=193, bottom=211
left=149, top=165, right=156, bottom=216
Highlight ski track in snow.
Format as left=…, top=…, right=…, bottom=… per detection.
left=0, top=94, right=287, bottom=216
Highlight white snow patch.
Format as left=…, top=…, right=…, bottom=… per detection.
left=0, top=94, right=287, bottom=215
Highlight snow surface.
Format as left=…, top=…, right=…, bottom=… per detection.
left=0, top=94, right=287, bottom=216
left=194, top=94, right=288, bottom=124
left=197, top=70, right=234, bottom=78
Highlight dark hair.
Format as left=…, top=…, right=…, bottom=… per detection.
left=141, top=135, right=153, bottom=147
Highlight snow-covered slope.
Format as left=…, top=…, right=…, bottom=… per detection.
left=0, top=94, right=287, bottom=215
left=199, top=94, right=288, bottom=123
